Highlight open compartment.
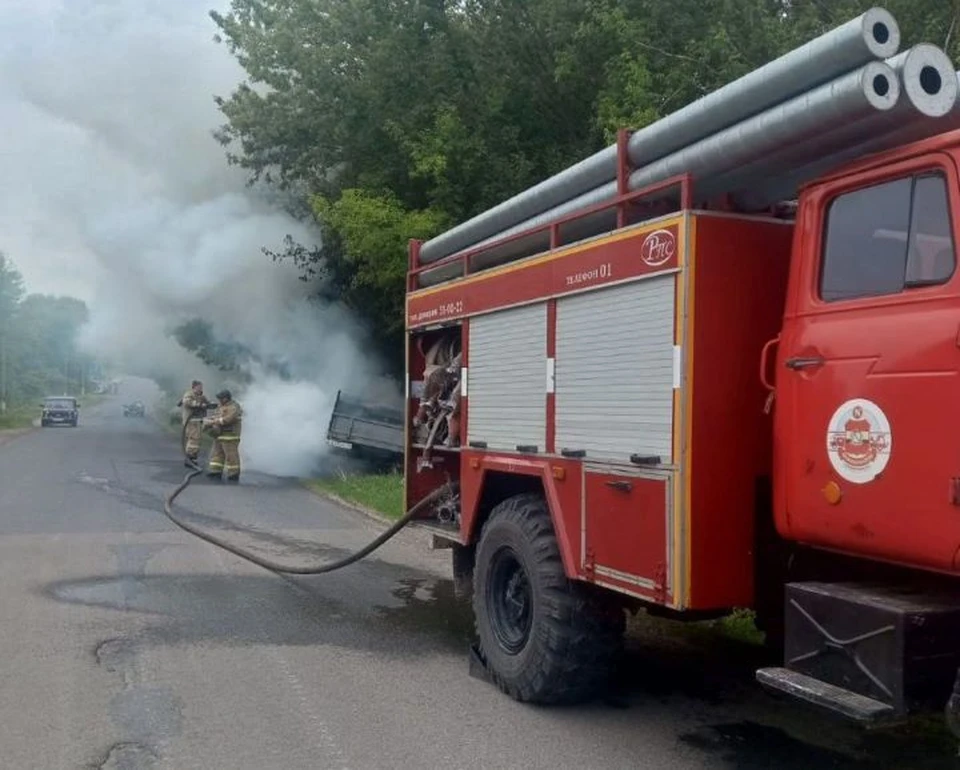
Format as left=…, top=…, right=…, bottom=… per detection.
left=405, top=323, right=464, bottom=527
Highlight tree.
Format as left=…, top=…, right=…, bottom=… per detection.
left=0, top=257, right=102, bottom=415
left=0, top=254, right=25, bottom=412
left=210, top=0, right=959, bottom=372
left=171, top=318, right=254, bottom=381
left=8, top=295, right=94, bottom=400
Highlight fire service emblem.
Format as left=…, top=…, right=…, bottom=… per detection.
left=640, top=228, right=677, bottom=267
left=825, top=398, right=891, bottom=484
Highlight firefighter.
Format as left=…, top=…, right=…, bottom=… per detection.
left=204, top=389, right=243, bottom=482
left=179, top=380, right=211, bottom=467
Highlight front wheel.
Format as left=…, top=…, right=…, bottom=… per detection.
left=473, top=493, right=624, bottom=704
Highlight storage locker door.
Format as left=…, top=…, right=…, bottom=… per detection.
left=555, top=276, right=675, bottom=463
left=468, top=303, right=547, bottom=451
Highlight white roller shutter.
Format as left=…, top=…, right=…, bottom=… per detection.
left=468, top=303, right=547, bottom=451
left=555, top=276, right=675, bottom=463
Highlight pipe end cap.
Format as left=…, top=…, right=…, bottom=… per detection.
left=898, top=44, right=959, bottom=118
left=863, top=8, right=901, bottom=59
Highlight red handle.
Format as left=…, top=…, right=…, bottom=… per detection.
left=759, top=336, right=780, bottom=392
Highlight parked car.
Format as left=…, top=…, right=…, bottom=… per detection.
left=40, top=396, right=79, bottom=427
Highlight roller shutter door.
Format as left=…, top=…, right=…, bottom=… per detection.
left=555, top=276, right=675, bottom=463
left=468, top=303, right=547, bottom=451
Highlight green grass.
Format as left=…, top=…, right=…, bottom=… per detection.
left=713, top=607, right=766, bottom=645
left=306, top=471, right=405, bottom=519
left=0, top=405, right=37, bottom=430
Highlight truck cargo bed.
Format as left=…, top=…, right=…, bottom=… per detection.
left=326, top=390, right=404, bottom=458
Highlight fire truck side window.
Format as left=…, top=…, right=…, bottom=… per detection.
left=905, top=174, right=955, bottom=286
left=820, top=177, right=912, bottom=302
left=820, top=171, right=956, bottom=302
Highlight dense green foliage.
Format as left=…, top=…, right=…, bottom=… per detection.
left=172, top=318, right=252, bottom=376
left=211, top=0, right=959, bottom=370
left=0, top=254, right=100, bottom=419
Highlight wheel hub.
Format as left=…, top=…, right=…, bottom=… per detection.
left=488, top=546, right=532, bottom=655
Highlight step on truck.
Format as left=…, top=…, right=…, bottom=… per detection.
left=399, top=7, right=960, bottom=731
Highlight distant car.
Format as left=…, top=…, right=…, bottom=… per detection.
left=122, top=401, right=145, bottom=417
left=40, top=396, right=79, bottom=427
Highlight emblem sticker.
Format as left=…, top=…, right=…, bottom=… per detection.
left=640, top=228, right=677, bottom=267
left=826, top=398, right=892, bottom=484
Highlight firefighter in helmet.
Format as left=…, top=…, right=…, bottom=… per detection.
left=179, top=379, right=211, bottom=467
left=204, top=389, right=243, bottom=482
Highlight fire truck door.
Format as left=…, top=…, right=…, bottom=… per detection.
left=776, top=159, right=960, bottom=573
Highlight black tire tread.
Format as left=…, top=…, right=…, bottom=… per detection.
left=473, top=493, right=624, bottom=705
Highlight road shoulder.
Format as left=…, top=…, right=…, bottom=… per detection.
left=0, top=428, right=35, bottom=447
left=301, top=482, right=394, bottom=526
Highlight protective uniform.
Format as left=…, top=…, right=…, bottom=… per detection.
left=180, top=382, right=211, bottom=465
left=206, top=390, right=243, bottom=482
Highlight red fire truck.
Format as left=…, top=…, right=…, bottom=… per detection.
left=403, top=127, right=960, bottom=726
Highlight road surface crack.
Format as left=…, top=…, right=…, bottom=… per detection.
left=90, top=741, right=157, bottom=770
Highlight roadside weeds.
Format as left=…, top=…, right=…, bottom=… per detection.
left=0, top=406, right=38, bottom=431
left=302, top=471, right=403, bottom=526
left=0, top=427, right=35, bottom=446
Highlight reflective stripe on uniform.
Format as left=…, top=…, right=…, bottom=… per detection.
left=224, top=465, right=240, bottom=472
left=207, top=462, right=224, bottom=470
left=217, top=436, right=241, bottom=441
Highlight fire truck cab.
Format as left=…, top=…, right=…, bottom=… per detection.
left=403, top=128, right=960, bottom=725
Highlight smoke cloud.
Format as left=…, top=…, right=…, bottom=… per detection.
left=0, top=0, right=398, bottom=476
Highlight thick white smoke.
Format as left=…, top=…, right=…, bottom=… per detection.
left=0, top=0, right=398, bottom=476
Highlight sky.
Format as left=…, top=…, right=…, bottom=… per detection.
left=0, top=0, right=395, bottom=476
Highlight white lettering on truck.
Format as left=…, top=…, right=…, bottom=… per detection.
left=641, top=229, right=677, bottom=266
left=565, top=263, right=612, bottom=288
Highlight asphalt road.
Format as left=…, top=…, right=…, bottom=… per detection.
left=0, top=386, right=956, bottom=769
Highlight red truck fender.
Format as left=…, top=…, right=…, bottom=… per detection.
left=460, top=453, right=580, bottom=579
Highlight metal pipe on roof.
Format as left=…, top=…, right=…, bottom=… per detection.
left=416, top=182, right=618, bottom=287
left=625, top=7, right=900, bottom=166
left=695, top=45, right=958, bottom=204
left=415, top=60, right=901, bottom=287
left=416, top=7, right=901, bottom=265
left=624, top=62, right=899, bottom=192
left=730, top=66, right=960, bottom=211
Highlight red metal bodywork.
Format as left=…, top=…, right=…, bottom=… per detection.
left=406, top=209, right=793, bottom=611
left=405, top=128, right=960, bottom=615
left=686, top=215, right=793, bottom=609
left=774, top=140, right=960, bottom=576
left=407, top=221, right=682, bottom=326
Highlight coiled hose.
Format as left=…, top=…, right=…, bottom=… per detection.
left=163, top=420, right=452, bottom=575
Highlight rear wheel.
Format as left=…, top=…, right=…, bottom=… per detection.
left=473, top=493, right=624, bottom=704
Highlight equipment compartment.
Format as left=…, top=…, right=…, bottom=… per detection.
left=583, top=464, right=672, bottom=602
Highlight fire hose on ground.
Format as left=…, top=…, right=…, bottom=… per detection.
left=163, top=420, right=453, bottom=575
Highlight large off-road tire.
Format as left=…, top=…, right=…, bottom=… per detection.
left=473, top=493, right=624, bottom=704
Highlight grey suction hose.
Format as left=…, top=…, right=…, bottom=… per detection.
left=164, top=420, right=453, bottom=575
